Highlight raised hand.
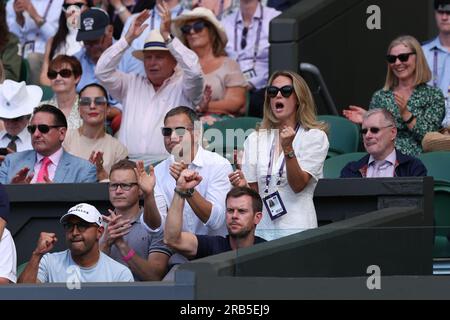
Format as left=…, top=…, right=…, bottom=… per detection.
left=102, top=209, right=131, bottom=246
left=156, top=1, right=171, bottom=40
left=196, top=85, right=212, bottom=113
left=89, top=150, right=108, bottom=181
left=11, top=167, right=33, bottom=184
left=342, top=105, right=366, bottom=124
left=169, top=161, right=187, bottom=181
left=134, top=160, right=156, bottom=196
left=125, top=9, right=150, bottom=44
left=176, top=169, right=202, bottom=190
left=228, top=169, right=248, bottom=187
left=280, top=125, right=296, bottom=153
left=393, top=92, right=408, bottom=115
left=34, top=232, right=57, bottom=255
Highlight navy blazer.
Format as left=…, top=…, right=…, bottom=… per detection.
left=340, top=149, right=427, bottom=178
left=0, top=149, right=97, bottom=184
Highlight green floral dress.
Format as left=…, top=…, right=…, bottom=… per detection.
left=369, top=84, right=445, bottom=156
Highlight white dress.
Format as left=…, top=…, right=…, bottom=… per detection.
left=242, top=126, right=329, bottom=240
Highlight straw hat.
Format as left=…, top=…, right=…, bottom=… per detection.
left=422, top=131, right=450, bottom=152
left=171, top=7, right=227, bottom=48
left=0, top=80, right=43, bottom=119
left=132, top=29, right=169, bottom=61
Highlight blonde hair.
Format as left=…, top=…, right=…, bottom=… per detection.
left=383, top=35, right=431, bottom=90
left=260, top=70, right=328, bottom=133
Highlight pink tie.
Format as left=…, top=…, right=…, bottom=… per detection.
left=36, top=157, right=52, bottom=183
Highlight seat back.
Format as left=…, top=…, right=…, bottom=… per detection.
left=418, top=151, right=450, bottom=183
left=19, top=59, right=29, bottom=83
left=323, top=152, right=367, bottom=178
left=40, top=85, right=54, bottom=101
left=317, top=115, right=361, bottom=157
left=433, top=182, right=450, bottom=258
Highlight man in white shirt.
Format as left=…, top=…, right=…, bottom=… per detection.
left=18, top=203, right=134, bottom=283
left=0, top=80, right=42, bottom=161
left=140, top=106, right=232, bottom=237
left=95, top=4, right=203, bottom=167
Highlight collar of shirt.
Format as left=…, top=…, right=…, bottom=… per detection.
left=427, top=36, right=450, bottom=54
left=1, top=126, right=29, bottom=143
left=36, top=147, right=64, bottom=167
left=368, top=148, right=396, bottom=167
left=236, top=3, right=263, bottom=25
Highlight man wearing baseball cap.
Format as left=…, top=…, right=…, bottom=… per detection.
left=18, top=203, right=134, bottom=283
left=95, top=2, right=203, bottom=167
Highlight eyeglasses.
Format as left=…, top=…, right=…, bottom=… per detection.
left=62, top=221, right=97, bottom=232
left=62, top=2, right=85, bottom=12
left=360, top=125, right=393, bottom=135
left=27, top=124, right=65, bottom=134
left=266, top=85, right=294, bottom=98
left=47, top=69, right=74, bottom=80
left=437, top=10, right=450, bottom=15
left=181, top=21, right=207, bottom=34
left=79, top=96, right=108, bottom=107
left=386, top=52, right=415, bottom=64
left=161, top=126, right=192, bottom=137
left=109, top=182, right=138, bottom=191
left=241, top=26, right=249, bottom=49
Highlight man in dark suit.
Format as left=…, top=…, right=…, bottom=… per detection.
left=0, top=104, right=96, bottom=184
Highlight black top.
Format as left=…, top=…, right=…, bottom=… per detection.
left=0, top=184, right=10, bottom=222
left=195, top=234, right=266, bottom=259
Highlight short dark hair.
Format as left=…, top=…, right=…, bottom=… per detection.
left=164, top=106, right=199, bottom=125
left=48, top=55, right=82, bottom=79
left=435, top=0, right=450, bottom=10
left=226, top=187, right=263, bottom=214
left=79, top=82, right=109, bottom=100
left=33, top=104, right=68, bottom=128
left=110, top=159, right=137, bottom=176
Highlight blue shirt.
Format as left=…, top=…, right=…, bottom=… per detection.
left=422, top=36, right=450, bottom=127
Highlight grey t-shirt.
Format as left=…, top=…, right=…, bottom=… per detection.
left=38, top=250, right=134, bottom=283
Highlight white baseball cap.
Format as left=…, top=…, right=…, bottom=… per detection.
left=60, top=203, right=103, bottom=227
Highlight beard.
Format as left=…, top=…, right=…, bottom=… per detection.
left=228, top=225, right=252, bottom=239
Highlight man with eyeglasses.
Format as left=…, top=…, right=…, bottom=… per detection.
left=0, top=80, right=42, bottom=162
left=340, top=108, right=426, bottom=178
left=95, top=3, right=203, bottom=167
left=0, top=104, right=96, bottom=184
left=99, top=159, right=172, bottom=281
left=18, top=203, right=134, bottom=283
left=138, top=107, right=232, bottom=269
left=422, top=0, right=450, bottom=129
left=221, top=0, right=280, bottom=117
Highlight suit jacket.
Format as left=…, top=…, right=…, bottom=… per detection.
left=0, top=149, right=97, bottom=184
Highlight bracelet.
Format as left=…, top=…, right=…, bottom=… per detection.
left=122, top=248, right=135, bottom=262
left=174, top=187, right=194, bottom=198
left=404, top=113, right=415, bottom=124
left=115, top=5, right=127, bottom=14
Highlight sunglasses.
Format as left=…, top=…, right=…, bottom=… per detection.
left=241, top=26, right=248, bottom=49
left=266, top=85, right=294, bottom=98
left=62, top=2, right=85, bottom=12
left=27, top=124, right=65, bottom=134
left=181, top=21, right=207, bottom=34
left=437, top=10, right=450, bottom=15
left=109, top=182, right=138, bottom=191
left=79, top=96, right=108, bottom=107
left=161, top=126, right=192, bottom=137
left=47, top=69, right=73, bottom=80
left=386, top=52, right=415, bottom=64
left=360, top=125, right=393, bottom=135
left=62, top=221, right=97, bottom=232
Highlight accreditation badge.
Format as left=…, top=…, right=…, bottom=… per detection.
left=263, top=191, right=287, bottom=221
left=243, top=68, right=257, bottom=81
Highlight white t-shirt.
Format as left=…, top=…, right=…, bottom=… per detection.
left=38, top=250, right=134, bottom=283
left=0, top=229, right=17, bottom=283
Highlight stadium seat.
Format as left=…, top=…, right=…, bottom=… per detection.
left=40, top=85, right=54, bottom=101
left=16, top=261, right=28, bottom=279
left=317, top=115, right=361, bottom=158
left=19, top=59, right=29, bottom=83
left=433, top=182, right=450, bottom=258
left=418, top=151, right=450, bottom=183
left=323, top=152, right=367, bottom=178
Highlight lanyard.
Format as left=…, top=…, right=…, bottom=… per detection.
left=217, top=0, right=225, bottom=20
left=433, top=48, right=439, bottom=88
left=150, top=5, right=184, bottom=30
left=233, top=3, right=263, bottom=67
left=263, top=125, right=300, bottom=194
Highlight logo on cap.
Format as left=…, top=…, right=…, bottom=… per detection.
left=83, top=17, right=94, bottom=31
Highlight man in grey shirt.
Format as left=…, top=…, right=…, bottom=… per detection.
left=101, top=159, right=172, bottom=281
left=18, top=203, right=134, bottom=283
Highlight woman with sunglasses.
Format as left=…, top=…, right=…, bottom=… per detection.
left=63, top=83, right=128, bottom=181
left=171, top=7, right=247, bottom=126
left=39, top=0, right=91, bottom=86
left=41, top=55, right=83, bottom=129
left=343, top=35, right=445, bottom=156
left=228, top=70, right=329, bottom=241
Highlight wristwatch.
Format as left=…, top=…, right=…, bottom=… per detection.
left=174, top=187, right=194, bottom=198
left=284, top=150, right=295, bottom=159
left=164, top=33, right=174, bottom=45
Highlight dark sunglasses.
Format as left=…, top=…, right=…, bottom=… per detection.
left=437, top=10, right=450, bottom=15
left=62, top=2, right=85, bottom=11
left=47, top=68, right=73, bottom=80
left=181, top=21, right=207, bottom=34
left=241, top=26, right=249, bottom=50
left=109, top=182, right=138, bottom=191
left=161, top=126, right=192, bottom=137
left=266, top=85, right=294, bottom=98
left=360, top=125, right=393, bottom=135
left=27, top=124, right=65, bottom=134
left=62, top=221, right=97, bottom=232
left=386, top=52, right=415, bottom=64
left=79, top=96, right=108, bottom=107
